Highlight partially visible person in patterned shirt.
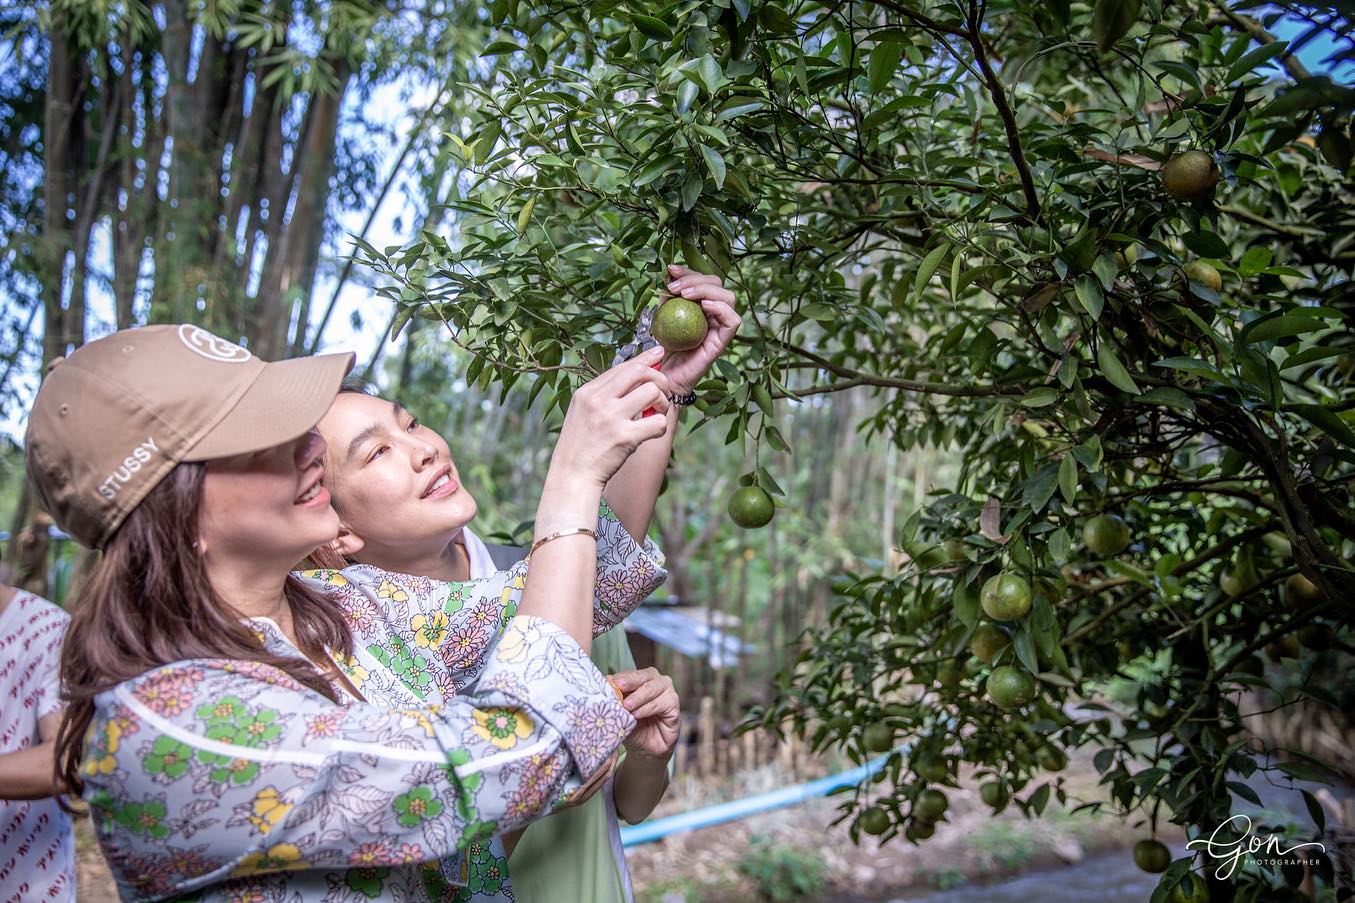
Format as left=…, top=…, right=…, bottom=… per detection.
left=22, top=324, right=676, bottom=901
left=0, top=560, right=75, bottom=903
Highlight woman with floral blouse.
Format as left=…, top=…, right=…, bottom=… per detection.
left=307, top=264, right=738, bottom=902
left=23, top=323, right=675, bottom=901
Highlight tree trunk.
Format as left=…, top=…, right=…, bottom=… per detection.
left=41, top=16, right=76, bottom=366
left=287, top=64, right=354, bottom=355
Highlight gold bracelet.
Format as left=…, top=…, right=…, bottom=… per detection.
left=526, top=527, right=598, bottom=561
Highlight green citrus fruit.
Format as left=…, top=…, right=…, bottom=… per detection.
left=943, top=539, right=967, bottom=562
left=936, top=660, right=962, bottom=689
left=970, top=623, right=1010, bottom=663
left=980, top=573, right=1033, bottom=621
left=915, top=788, right=949, bottom=820
left=728, top=486, right=774, bottom=529
left=1261, top=531, right=1293, bottom=557
left=1181, top=260, right=1222, bottom=294
left=1035, top=744, right=1068, bottom=772
left=1266, top=635, right=1301, bottom=660
left=914, top=754, right=950, bottom=783
left=1163, top=871, right=1209, bottom=903
left=1133, top=839, right=1172, bottom=873
left=1084, top=514, right=1132, bottom=556
left=905, top=818, right=936, bottom=841
left=979, top=781, right=1009, bottom=811
left=1285, top=573, right=1323, bottom=605
left=651, top=297, right=708, bottom=352
left=859, top=806, right=891, bottom=836
left=863, top=723, right=895, bottom=753
left=987, top=666, right=1037, bottom=709
left=1162, top=150, right=1220, bottom=202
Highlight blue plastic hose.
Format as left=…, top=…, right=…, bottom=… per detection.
left=619, top=748, right=902, bottom=847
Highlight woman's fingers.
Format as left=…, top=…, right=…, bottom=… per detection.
left=699, top=298, right=742, bottom=331
left=673, top=283, right=735, bottom=306
left=628, top=688, right=679, bottom=723
left=617, top=371, right=670, bottom=417
left=620, top=676, right=667, bottom=711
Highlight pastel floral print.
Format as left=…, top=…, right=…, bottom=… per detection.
left=82, top=497, right=666, bottom=901
left=143, top=736, right=194, bottom=781
left=411, top=610, right=450, bottom=649
left=471, top=708, right=534, bottom=750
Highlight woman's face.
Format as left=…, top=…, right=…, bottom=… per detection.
left=315, top=393, right=478, bottom=560
left=199, top=430, right=339, bottom=569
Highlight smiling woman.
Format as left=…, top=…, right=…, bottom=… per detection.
left=305, top=264, right=740, bottom=903
left=22, top=324, right=669, bottom=901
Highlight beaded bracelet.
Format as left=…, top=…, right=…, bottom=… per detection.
left=526, top=526, right=599, bottom=561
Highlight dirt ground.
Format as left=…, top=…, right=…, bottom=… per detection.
left=624, top=752, right=1154, bottom=902
left=71, top=751, right=1149, bottom=901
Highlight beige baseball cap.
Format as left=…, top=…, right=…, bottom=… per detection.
left=25, top=324, right=354, bottom=549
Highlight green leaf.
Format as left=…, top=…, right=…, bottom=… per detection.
left=696, top=54, right=725, bottom=94
left=1092, top=253, right=1118, bottom=291
left=1074, top=275, right=1104, bottom=320
left=1287, top=403, right=1355, bottom=448
left=1302, top=790, right=1327, bottom=834
left=1058, top=453, right=1078, bottom=505
left=1242, top=315, right=1329, bottom=344
left=698, top=144, right=727, bottom=189
left=1152, top=356, right=1227, bottom=383
left=1093, top=0, right=1141, bottom=52
left=1097, top=343, right=1141, bottom=394
left=1238, top=247, right=1272, bottom=279
left=1138, top=387, right=1195, bottom=411
left=1014, top=629, right=1041, bottom=673
left=1019, top=387, right=1059, bottom=407
left=515, top=194, right=536, bottom=234
left=1182, top=230, right=1228, bottom=259
left=634, top=155, right=681, bottom=187
left=952, top=581, right=978, bottom=627
left=1226, top=42, right=1287, bottom=83
left=479, top=40, right=524, bottom=56
left=1026, top=463, right=1060, bottom=512
left=868, top=42, right=903, bottom=94
left=913, top=243, right=950, bottom=303
left=676, top=80, right=700, bottom=115
left=631, top=14, right=673, bottom=42
left=390, top=305, right=415, bottom=341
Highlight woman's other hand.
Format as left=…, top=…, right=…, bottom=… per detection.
left=657, top=264, right=741, bottom=396
left=549, top=348, right=672, bottom=492
left=612, top=668, right=680, bottom=760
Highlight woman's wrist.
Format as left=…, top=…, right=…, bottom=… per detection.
left=536, top=474, right=603, bottom=534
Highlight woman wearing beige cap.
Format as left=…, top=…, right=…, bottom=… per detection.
left=24, top=324, right=673, bottom=900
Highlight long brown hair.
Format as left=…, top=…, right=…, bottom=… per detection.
left=55, top=462, right=354, bottom=796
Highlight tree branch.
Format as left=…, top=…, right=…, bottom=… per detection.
left=762, top=336, right=1026, bottom=398
left=965, top=3, right=1041, bottom=222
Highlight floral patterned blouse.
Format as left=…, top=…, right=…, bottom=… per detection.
left=82, top=500, right=666, bottom=901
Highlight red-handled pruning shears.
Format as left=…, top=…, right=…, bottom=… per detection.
left=613, top=304, right=664, bottom=417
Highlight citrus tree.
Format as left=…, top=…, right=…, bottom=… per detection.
left=358, top=0, right=1355, bottom=898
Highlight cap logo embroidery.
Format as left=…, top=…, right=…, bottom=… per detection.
left=97, top=437, right=160, bottom=501
left=177, top=324, right=252, bottom=363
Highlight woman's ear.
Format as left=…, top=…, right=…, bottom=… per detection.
left=331, top=524, right=364, bottom=558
